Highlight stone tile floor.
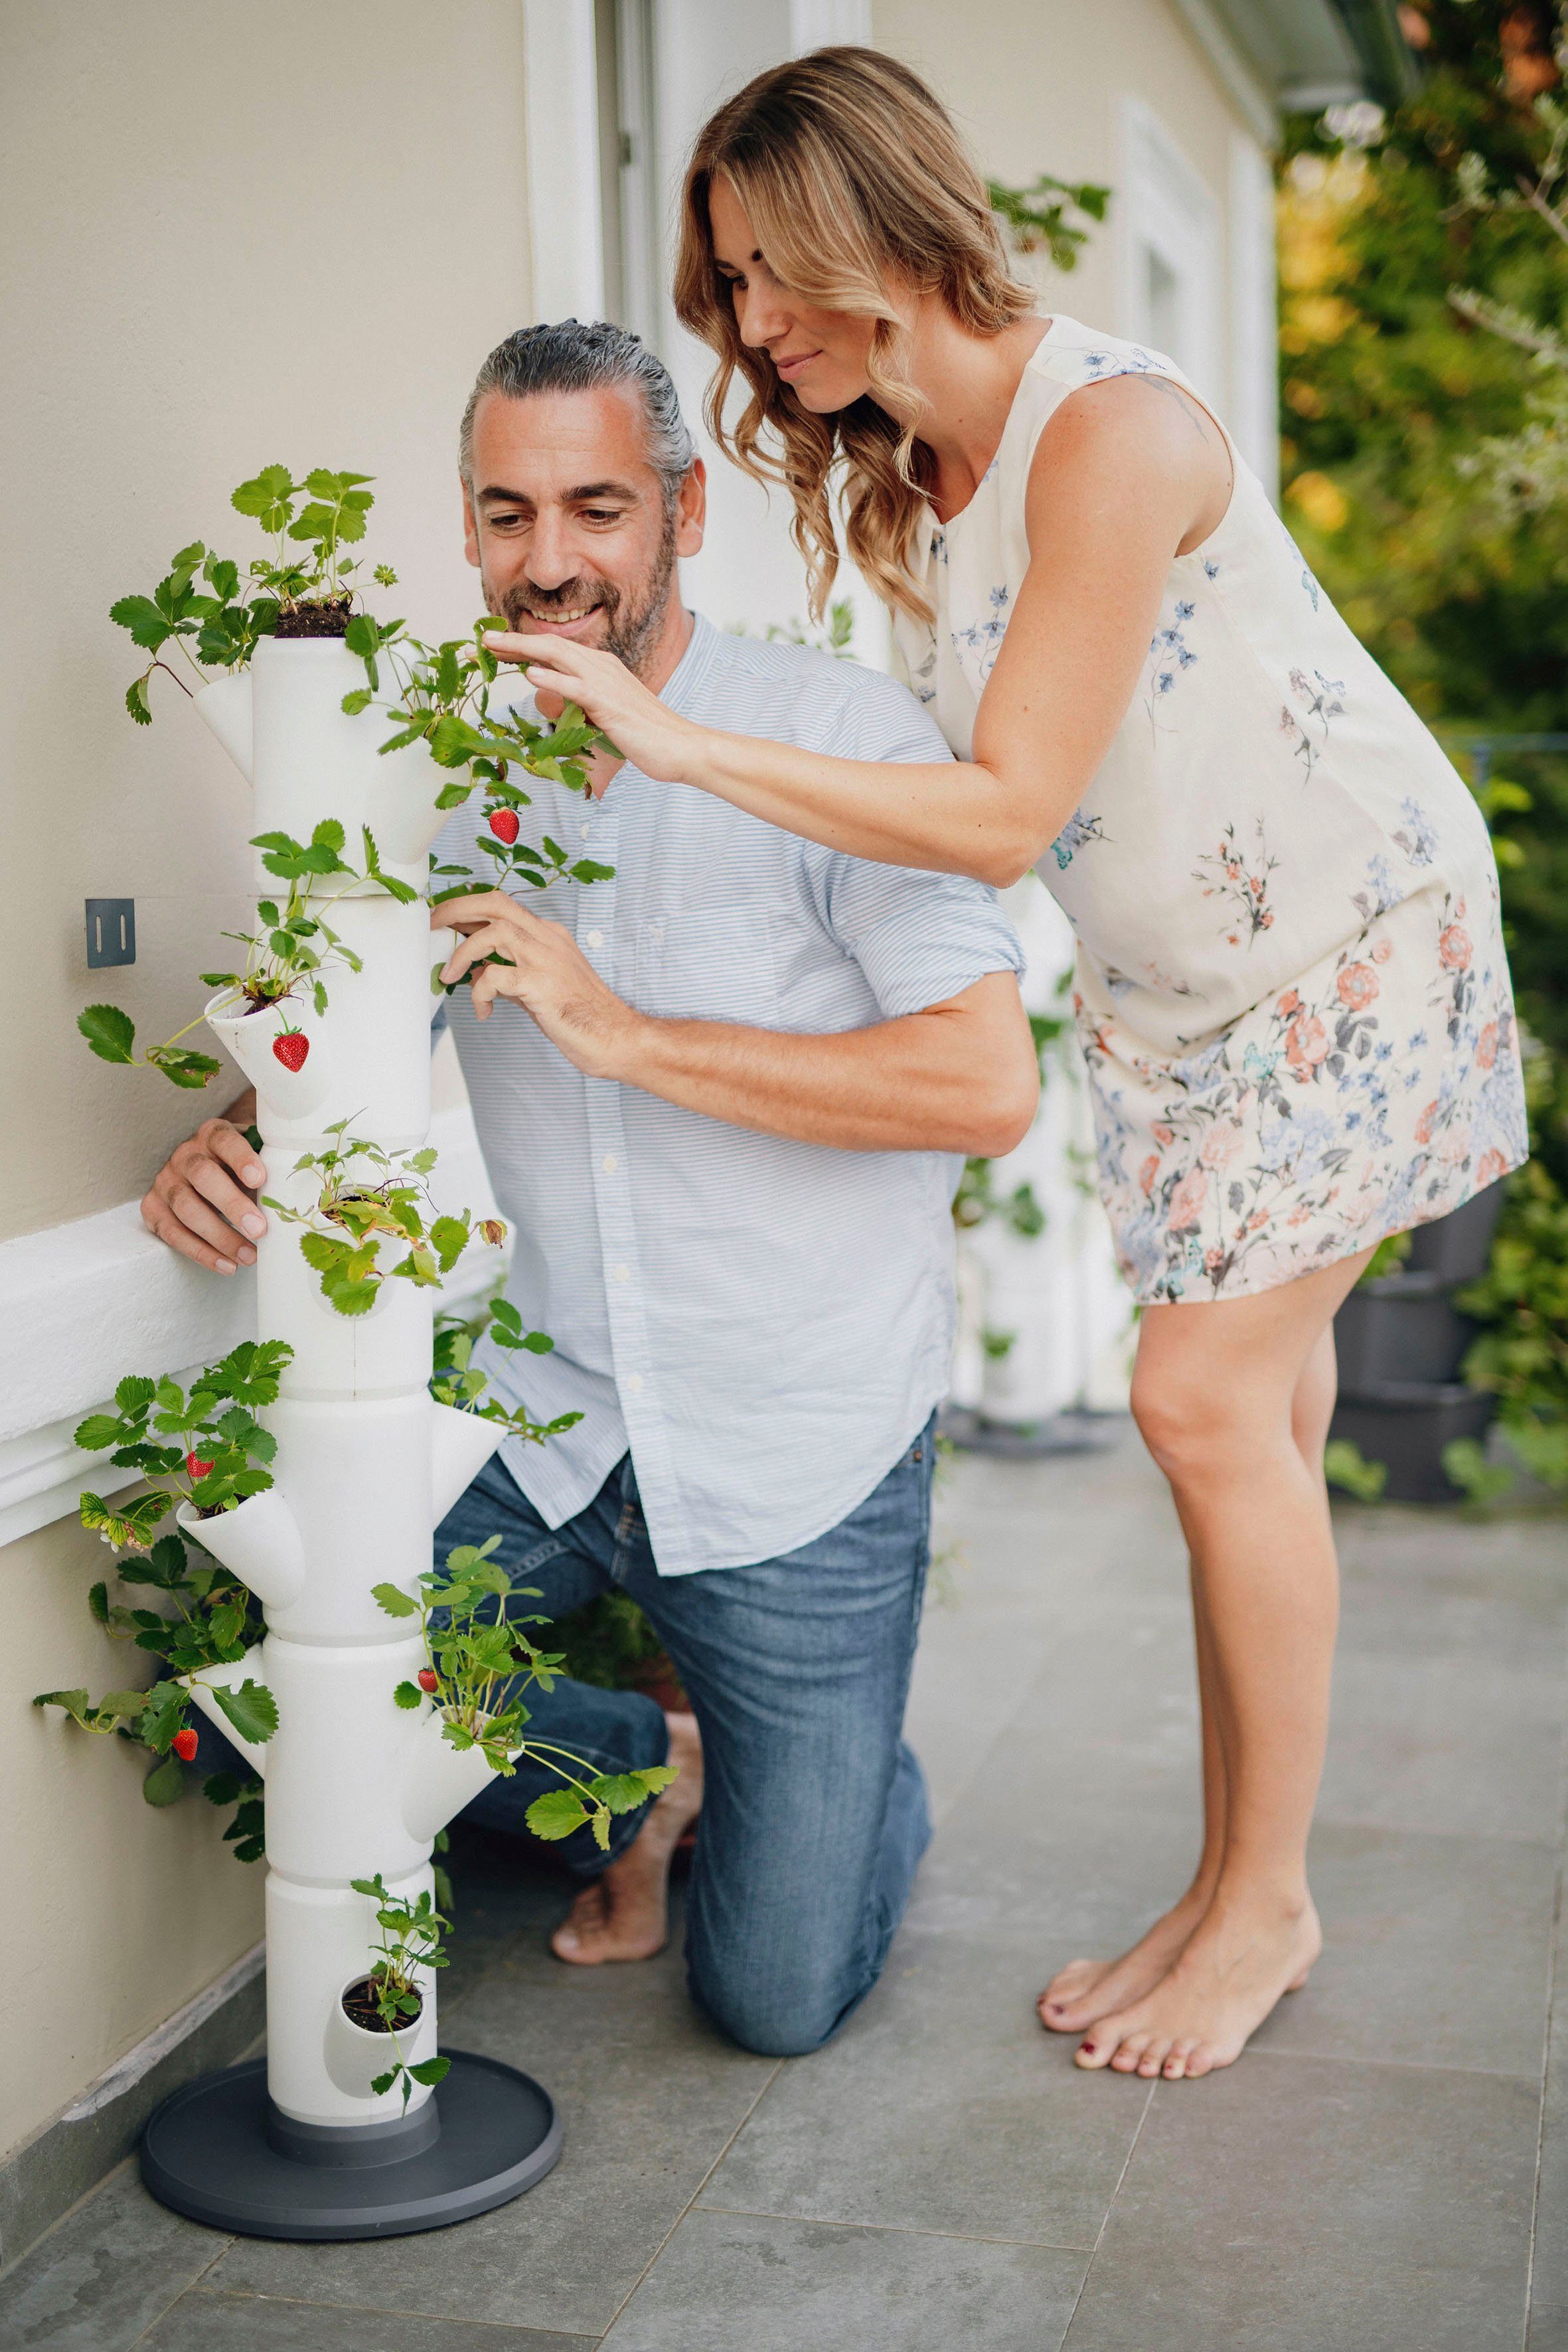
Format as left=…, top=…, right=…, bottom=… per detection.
left=4, top=1435, right=1566, bottom=2349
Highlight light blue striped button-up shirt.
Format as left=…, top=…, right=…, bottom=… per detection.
left=433, top=613, right=1024, bottom=1575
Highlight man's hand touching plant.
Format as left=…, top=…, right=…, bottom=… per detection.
left=478, top=629, right=702, bottom=788
left=435, top=894, right=637, bottom=1079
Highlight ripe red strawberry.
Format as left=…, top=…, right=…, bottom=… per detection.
left=489, top=807, right=520, bottom=845
left=273, top=1029, right=309, bottom=1072
left=173, top=1727, right=198, bottom=1762
left=417, top=1668, right=439, bottom=1693
left=185, top=1451, right=214, bottom=1480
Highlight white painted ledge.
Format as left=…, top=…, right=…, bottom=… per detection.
left=0, top=1106, right=499, bottom=1546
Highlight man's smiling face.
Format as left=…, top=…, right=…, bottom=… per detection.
left=462, top=382, right=704, bottom=681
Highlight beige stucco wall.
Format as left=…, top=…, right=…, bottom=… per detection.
left=874, top=0, right=1253, bottom=383
left=0, top=0, right=533, bottom=2160
left=3, top=1515, right=267, bottom=2159
left=0, top=0, right=533, bottom=1249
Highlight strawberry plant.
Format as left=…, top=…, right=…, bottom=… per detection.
left=266, top=1121, right=506, bottom=1316
left=112, top=466, right=394, bottom=722
left=78, top=822, right=416, bottom=1090
left=74, top=1341, right=293, bottom=1543
left=376, top=1538, right=676, bottom=1849
left=430, top=1294, right=584, bottom=1448
left=33, top=1528, right=277, bottom=1801
left=33, top=1342, right=290, bottom=1798
left=344, top=1873, right=452, bottom=2109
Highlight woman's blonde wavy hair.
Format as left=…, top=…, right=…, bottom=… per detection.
left=674, top=46, right=1034, bottom=625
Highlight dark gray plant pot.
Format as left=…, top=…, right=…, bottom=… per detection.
left=1334, top=1273, right=1479, bottom=1389
left=1404, top=1178, right=1506, bottom=1283
left=1328, top=1383, right=1494, bottom=1504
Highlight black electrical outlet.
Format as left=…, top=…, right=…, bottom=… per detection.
left=85, top=898, right=136, bottom=968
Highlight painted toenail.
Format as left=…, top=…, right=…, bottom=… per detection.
left=1079, top=2041, right=1095, bottom=2055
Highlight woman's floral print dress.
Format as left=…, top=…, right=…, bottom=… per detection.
left=895, top=319, right=1528, bottom=1303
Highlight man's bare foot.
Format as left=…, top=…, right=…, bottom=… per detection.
left=550, top=1713, right=704, bottom=1967
left=1073, top=1894, right=1321, bottom=2080
left=1038, top=1881, right=1215, bottom=2035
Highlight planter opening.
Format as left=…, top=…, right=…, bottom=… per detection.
left=342, top=1975, right=422, bottom=2035
left=275, top=598, right=353, bottom=639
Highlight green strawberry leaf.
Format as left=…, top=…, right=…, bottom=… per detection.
left=524, top=1788, right=591, bottom=1842
left=211, top=1679, right=279, bottom=1745
left=78, top=1004, right=136, bottom=1064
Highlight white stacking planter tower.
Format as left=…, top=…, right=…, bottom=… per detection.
left=139, top=639, right=564, bottom=2239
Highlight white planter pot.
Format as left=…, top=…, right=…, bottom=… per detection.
left=251, top=638, right=449, bottom=893
left=267, top=1869, right=439, bottom=2126
left=430, top=1399, right=505, bottom=1524
left=205, top=989, right=332, bottom=1130
left=400, top=1705, right=508, bottom=1846
left=262, top=1394, right=437, bottom=1646
left=325, top=1972, right=436, bottom=2103
left=175, top=1491, right=305, bottom=1614
left=183, top=1642, right=272, bottom=1777
left=258, top=1150, right=435, bottom=1404
left=193, top=668, right=253, bottom=780
left=260, top=1637, right=433, bottom=1884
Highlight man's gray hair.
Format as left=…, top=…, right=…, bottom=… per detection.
left=459, top=319, right=696, bottom=503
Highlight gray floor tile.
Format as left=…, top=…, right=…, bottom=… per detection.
left=601, top=2209, right=1088, bottom=2352
left=140, top=2284, right=593, bottom=2348
left=700, top=1937, right=1150, bottom=2246
left=204, top=1954, right=775, bottom=2339
left=1318, top=1650, right=1567, bottom=1843
left=1253, top=1819, right=1557, bottom=2077
left=0, top=2163, right=225, bottom=2351
left=1334, top=1511, right=1568, bottom=1672
left=1063, top=2051, right=1538, bottom=2352
left=1527, top=1857, right=1568, bottom=2349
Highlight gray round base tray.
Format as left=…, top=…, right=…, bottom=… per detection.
left=141, top=2052, right=560, bottom=2240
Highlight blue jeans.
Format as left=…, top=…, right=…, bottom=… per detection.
left=434, top=1420, right=936, bottom=2057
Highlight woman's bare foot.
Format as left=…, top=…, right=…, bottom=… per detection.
left=1073, top=1893, right=1320, bottom=2080
left=1038, top=1881, right=1215, bottom=2035
left=550, top=1713, right=704, bottom=1966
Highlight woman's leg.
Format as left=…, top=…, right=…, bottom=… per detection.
left=1039, top=1313, right=1344, bottom=2037
left=1072, top=1247, right=1370, bottom=2082
left=1038, top=1570, right=1228, bottom=2031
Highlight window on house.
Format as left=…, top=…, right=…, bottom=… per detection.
left=1117, top=95, right=1222, bottom=400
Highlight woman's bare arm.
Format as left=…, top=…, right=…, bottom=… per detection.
left=489, top=375, right=1230, bottom=885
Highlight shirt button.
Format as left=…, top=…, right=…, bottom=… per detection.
left=625, top=1373, right=644, bottom=1393
left=586, top=929, right=604, bottom=948
left=601, top=1153, right=618, bottom=1172
left=611, top=1263, right=631, bottom=1283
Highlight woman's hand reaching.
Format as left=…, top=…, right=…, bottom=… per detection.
left=481, top=631, right=704, bottom=785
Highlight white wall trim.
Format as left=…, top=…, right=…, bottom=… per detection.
left=1228, top=128, right=1281, bottom=502
left=522, top=0, right=606, bottom=321
left=1166, top=0, right=1279, bottom=149
left=1117, top=94, right=1224, bottom=406
left=0, top=1106, right=500, bottom=1547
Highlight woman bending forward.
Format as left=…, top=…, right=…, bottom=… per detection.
left=491, top=48, right=1528, bottom=2081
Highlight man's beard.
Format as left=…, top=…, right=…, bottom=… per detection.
left=489, top=507, right=676, bottom=680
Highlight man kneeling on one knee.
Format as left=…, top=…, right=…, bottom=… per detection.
left=141, top=319, right=1038, bottom=2059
